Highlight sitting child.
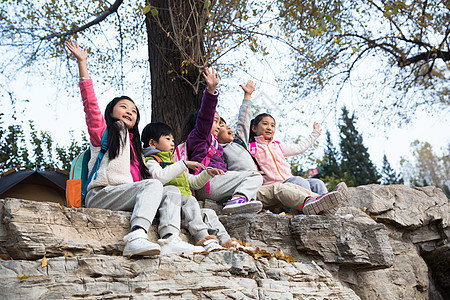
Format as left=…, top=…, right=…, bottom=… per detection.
left=182, top=67, right=264, bottom=215
left=142, top=121, right=239, bottom=250
left=249, top=113, right=328, bottom=196
left=217, top=80, right=348, bottom=215
left=66, top=40, right=201, bottom=257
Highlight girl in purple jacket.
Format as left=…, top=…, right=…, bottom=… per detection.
left=183, top=68, right=263, bottom=215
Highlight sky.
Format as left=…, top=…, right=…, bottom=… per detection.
left=2, top=64, right=448, bottom=178
left=1, top=29, right=449, bottom=178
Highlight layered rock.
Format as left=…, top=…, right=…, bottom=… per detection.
left=0, top=184, right=448, bottom=299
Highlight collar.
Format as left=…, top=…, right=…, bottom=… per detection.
left=255, top=135, right=273, bottom=144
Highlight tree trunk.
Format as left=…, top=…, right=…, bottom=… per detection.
left=145, top=0, right=206, bottom=140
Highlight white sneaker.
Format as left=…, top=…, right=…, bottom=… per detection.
left=123, top=229, right=161, bottom=257
left=203, top=239, right=224, bottom=252
left=231, top=240, right=254, bottom=251
left=158, top=235, right=205, bottom=255
left=222, top=197, right=263, bottom=215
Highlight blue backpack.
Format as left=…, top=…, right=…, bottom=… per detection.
left=66, top=130, right=108, bottom=208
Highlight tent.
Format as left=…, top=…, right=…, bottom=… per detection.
left=0, top=169, right=68, bottom=206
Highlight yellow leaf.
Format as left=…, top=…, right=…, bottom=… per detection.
left=41, top=256, right=48, bottom=267
left=275, top=250, right=284, bottom=258
left=142, top=5, right=151, bottom=15
left=64, top=253, right=73, bottom=257
left=18, top=276, right=29, bottom=280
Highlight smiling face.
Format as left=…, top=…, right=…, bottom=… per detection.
left=211, top=112, right=221, bottom=137
left=252, top=115, right=276, bottom=140
left=150, top=134, right=175, bottom=153
left=217, top=120, right=233, bottom=144
left=111, top=99, right=138, bottom=129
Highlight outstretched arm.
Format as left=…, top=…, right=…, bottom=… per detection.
left=203, top=67, right=219, bottom=94
left=283, top=123, right=322, bottom=157
left=235, top=80, right=256, bottom=145
left=65, top=40, right=89, bottom=79
left=241, top=80, right=256, bottom=100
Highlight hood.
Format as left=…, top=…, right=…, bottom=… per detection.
left=143, top=146, right=160, bottom=157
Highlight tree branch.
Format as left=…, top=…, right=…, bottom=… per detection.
left=41, top=0, right=124, bottom=41
left=401, top=50, right=450, bottom=66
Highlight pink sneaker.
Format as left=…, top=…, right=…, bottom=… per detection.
left=302, top=182, right=348, bottom=215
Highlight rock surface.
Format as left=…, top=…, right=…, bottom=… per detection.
left=0, top=184, right=448, bottom=299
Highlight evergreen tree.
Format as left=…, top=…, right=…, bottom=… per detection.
left=339, top=107, right=380, bottom=186
left=316, top=130, right=355, bottom=189
left=319, top=131, right=340, bottom=178
left=381, top=154, right=403, bottom=185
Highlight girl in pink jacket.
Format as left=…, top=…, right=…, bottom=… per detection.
left=249, top=113, right=328, bottom=195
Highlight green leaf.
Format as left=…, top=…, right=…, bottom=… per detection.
left=151, top=8, right=158, bottom=16
left=142, top=5, right=151, bottom=15
left=204, top=0, right=211, bottom=9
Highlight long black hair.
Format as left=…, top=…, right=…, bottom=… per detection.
left=249, top=113, right=275, bottom=143
left=104, top=96, right=150, bottom=179
left=178, top=110, right=198, bottom=145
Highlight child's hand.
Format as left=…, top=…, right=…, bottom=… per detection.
left=206, top=168, right=225, bottom=177
left=313, top=122, right=322, bottom=134
left=240, top=80, right=256, bottom=100
left=185, top=161, right=206, bottom=173
left=203, top=67, right=219, bottom=94
left=65, top=40, right=88, bottom=62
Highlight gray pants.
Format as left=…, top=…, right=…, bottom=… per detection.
left=86, top=180, right=181, bottom=236
left=180, top=195, right=209, bottom=241
left=201, top=208, right=231, bottom=245
left=282, top=176, right=328, bottom=195
left=195, top=171, right=263, bottom=204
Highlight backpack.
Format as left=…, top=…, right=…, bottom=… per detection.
left=147, top=154, right=173, bottom=168
left=66, top=130, right=108, bottom=208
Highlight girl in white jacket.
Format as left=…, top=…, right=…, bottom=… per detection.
left=66, top=40, right=204, bottom=257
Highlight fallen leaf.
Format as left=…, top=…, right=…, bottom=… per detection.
left=18, top=276, right=29, bottom=280
left=41, top=256, right=47, bottom=267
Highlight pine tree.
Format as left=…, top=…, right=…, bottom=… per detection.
left=381, top=154, right=403, bottom=185
left=320, top=131, right=340, bottom=178
left=339, top=107, right=380, bottom=186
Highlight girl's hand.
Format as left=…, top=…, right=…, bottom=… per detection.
left=203, top=67, right=219, bottom=94
left=65, top=40, right=88, bottom=62
left=206, top=168, right=225, bottom=177
left=313, top=122, right=322, bottom=134
left=185, top=161, right=206, bottom=173
left=240, top=80, right=256, bottom=100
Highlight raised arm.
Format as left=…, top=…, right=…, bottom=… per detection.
left=65, top=40, right=89, bottom=79
left=65, top=40, right=105, bottom=146
left=283, top=123, right=322, bottom=157
left=192, top=67, right=220, bottom=139
left=235, top=80, right=256, bottom=146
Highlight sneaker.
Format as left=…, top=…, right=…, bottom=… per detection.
left=203, top=239, right=224, bottom=252
left=123, top=229, right=161, bottom=257
left=326, top=182, right=349, bottom=214
left=222, top=197, right=263, bottom=215
left=158, top=235, right=205, bottom=255
left=231, top=240, right=254, bottom=251
left=302, top=182, right=348, bottom=215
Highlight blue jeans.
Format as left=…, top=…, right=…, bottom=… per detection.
left=282, top=176, right=328, bottom=195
